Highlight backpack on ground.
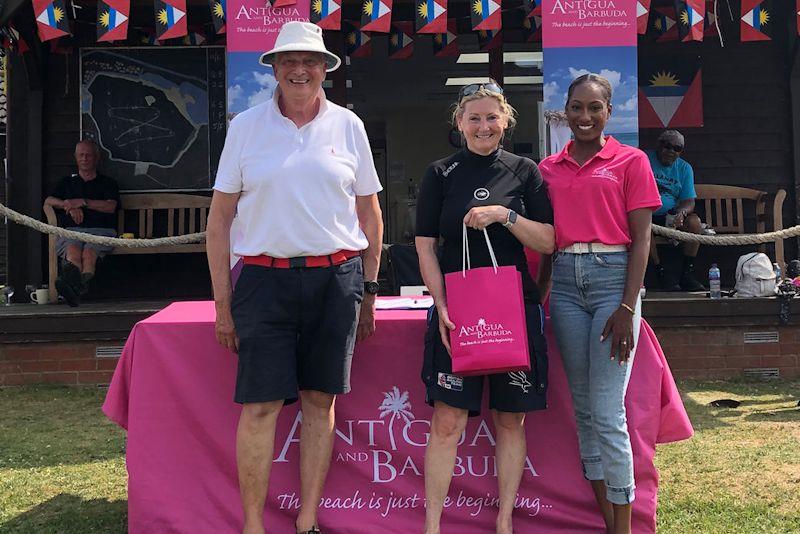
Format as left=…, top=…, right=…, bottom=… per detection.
left=734, top=252, right=777, bottom=298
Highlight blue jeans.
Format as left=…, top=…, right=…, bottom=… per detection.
left=550, top=251, right=642, bottom=505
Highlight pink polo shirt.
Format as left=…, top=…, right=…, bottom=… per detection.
left=539, top=136, right=662, bottom=250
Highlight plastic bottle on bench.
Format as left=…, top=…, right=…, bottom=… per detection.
left=709, top=264, right=722, bottom=299
left=773, top=262, right=782, bottom=282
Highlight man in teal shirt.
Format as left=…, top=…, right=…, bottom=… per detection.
left=648, top=130, right=705, bottom=291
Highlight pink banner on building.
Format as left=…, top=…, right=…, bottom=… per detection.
left=542, top=1, right=641, bottom=150
left=103, top=301, right=692, bottom=533
left=542, top=0, right=637, bottom=47
left=226, top=0, right=310, bottom=52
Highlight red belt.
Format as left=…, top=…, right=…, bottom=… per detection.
left=243, top=250, right=360, bottom=269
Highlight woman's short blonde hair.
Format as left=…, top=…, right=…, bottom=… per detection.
left=451, top=88, right=518, bottom=130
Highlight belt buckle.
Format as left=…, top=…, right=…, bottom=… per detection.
left=289, top=257, right=306, bottom=268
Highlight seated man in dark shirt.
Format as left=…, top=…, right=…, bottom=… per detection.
left=44, top=140, right=119, bottom=306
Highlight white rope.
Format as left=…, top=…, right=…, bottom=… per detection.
left=652, top=224, right=800, bottom=245
left=2, top=201, right=799, bottom=248
left=0, top=202, right=206, bottom=247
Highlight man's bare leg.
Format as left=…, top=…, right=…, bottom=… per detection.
left=237, top=400, right=283, bottom=534
left=81, top=247, right=99, bottom=277
left=296, top=390, right=336, bottom=532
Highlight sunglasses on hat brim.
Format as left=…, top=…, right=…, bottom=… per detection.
left=458, top=82, right=504, bottom=101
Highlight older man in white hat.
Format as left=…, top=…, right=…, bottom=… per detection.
left=207, top=21, right=383, bottom=534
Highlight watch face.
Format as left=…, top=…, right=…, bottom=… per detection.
left=364, top=281, right=380, bottom=295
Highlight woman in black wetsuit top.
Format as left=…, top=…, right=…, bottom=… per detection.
left=415, top=81, right=556, bottom=534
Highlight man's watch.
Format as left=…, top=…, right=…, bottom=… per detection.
left=502, top=209, right=518, bottom=228
left=364, top=281, right=380, bottom=295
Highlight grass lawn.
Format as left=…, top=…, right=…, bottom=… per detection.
left=0, top=380, right=798, bottom=533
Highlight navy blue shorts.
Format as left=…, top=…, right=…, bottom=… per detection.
left=231, top=257, right=363, bottom=404
left=422, top=302, right=548, bottom=416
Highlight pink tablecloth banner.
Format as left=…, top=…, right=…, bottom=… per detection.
left=103, top=300, right=692, bottom=533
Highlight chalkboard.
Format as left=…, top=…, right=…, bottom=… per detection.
left=80, top=47, right=227, bottom=191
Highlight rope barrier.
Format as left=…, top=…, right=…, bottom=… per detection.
left=0, top=202, right=206, bottom=247
left=651, top=224, right=800, bottom=246
left=2, top=201, right=800, bottom=247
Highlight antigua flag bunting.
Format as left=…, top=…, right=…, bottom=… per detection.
left=522, top=14, right=541, bottom=42
left=471, top=0, right=501, bottom=31
left=361, top=0, right=392, bottom=33
left=433, top=19, right=458, bottom=57
left=155, top=0, right=187, bottom=41
left=33, top=0, right=71, bottom=42
left=639, top=55, right=702, bottom=128
left=311, top=0, right=341, bottom=30
left=477, top=28, right=501, bottom=50
left=674, top=0, right=704, bottom=42
left=97, top=0, right=129, bottom=43
left=344, top=21, right=372, bottom=57
left=388, top=21, right=413, bottom=59
left=209, top=0, right=226, bottom=34
left=1, top=26, right=31, bottom=53
left=522, top=0, right=542, bottom=18
left=741, top=0, right=773, bottom=42
left=649, top=6, right=678, bottom=42
left=637, top=0, right=651, bottom=34
left=415, top=0, right=446, bottom=34
left=139, top=27, right=161, bottom=45
left=182, top=27, right=206, bottom=45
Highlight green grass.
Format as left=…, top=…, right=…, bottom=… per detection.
left=0, top=386, right=126, bottom=533
left=655, top=379, right=800, bottom=533
left=0, top=381, right=798, bottom=533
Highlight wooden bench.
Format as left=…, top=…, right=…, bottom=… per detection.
left=655, top=184, right=787, bottom=272
left=44, top=193, right=211, bottom=302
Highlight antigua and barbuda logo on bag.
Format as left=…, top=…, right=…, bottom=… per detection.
left=457, top=317, right=514, bottom=346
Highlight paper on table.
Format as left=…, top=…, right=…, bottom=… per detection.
left=375, top=297, right=434, bottom=310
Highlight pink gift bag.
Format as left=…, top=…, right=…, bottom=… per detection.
left=444, top=225, right=530, bottom=376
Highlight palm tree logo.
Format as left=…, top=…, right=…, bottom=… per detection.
left=478, top=318, right=486, bottom=326
left=378, top=386, right=415, bottom=451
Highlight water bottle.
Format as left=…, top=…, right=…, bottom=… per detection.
left=773, top=262, right=782, bottom=282
left=709, top=264, right=722, bottom=299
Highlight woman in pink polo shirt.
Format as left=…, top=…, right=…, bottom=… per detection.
left=539, top=74, right=661, bottom=534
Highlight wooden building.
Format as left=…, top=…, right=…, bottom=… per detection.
left=1, top=0, right=799, bottom=294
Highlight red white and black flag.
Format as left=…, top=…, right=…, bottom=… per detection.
left=639, top=54, right=703, bottom=128
left=97, top=0, right=130, bottom=43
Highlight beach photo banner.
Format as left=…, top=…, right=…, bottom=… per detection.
left=542, top=1, right=639, bottom=150
left=226, top=0, right=310, bottom=117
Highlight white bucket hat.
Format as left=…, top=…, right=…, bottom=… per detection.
left=259, top=21, right=341, bottom=72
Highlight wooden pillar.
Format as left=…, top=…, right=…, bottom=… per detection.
left=6, top=51, right=44, bottom=297
left=489, top=45, right=503, bottom=85
left=789, top=35, right=800, bottom=258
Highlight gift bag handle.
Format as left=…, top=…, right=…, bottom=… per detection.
left=462, top=223, right=499, bottom=277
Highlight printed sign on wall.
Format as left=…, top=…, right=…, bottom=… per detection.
left=542, top=1, right=640, bottom=150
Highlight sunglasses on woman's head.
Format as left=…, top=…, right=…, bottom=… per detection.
left=458, top=82, right=504, bottom=101
left=660, top=142, right=684, bottom=153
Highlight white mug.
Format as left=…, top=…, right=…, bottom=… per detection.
left=31, top=288, right=50, bottom=305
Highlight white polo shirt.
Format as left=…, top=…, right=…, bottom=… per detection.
left=214, top=88, right=382, bottom=258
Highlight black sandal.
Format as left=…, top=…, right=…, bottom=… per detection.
left=297, top=528, right=321, bottom=534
